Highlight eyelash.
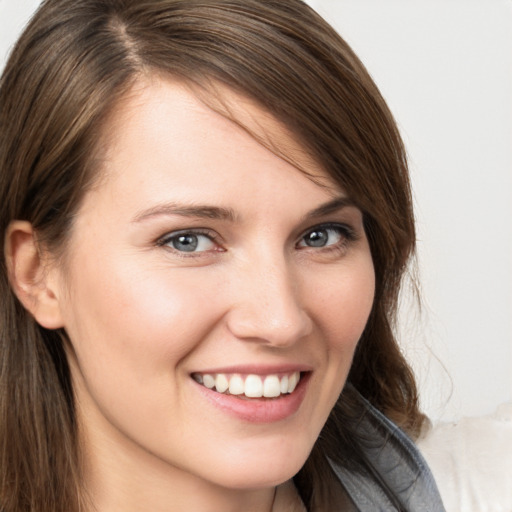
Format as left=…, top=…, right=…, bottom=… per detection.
left=297, top=223, right=358, bottom=254
left=156, top=229, right=222, bottom=258
left=156, top=223, right=358, bottom=258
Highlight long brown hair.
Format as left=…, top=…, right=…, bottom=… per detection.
left=0, top=0, right=421, bottom=510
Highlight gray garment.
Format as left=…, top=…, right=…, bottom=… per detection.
left=328, top=390, right=445, bottom=511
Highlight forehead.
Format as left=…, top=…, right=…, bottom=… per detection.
left=98, top=76, right=337, bottom=191
left=72, top=76, right=348, bottom=232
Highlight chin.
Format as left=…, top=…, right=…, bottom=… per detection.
left=198, top=435, right=313, bottom=490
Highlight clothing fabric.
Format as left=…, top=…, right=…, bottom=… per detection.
left=417, top=402, right=512, bottom=511
left=328, top=389, right=446, bottom=511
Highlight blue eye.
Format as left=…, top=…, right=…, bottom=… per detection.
left=298, top=225, right=351, bottom=249
left=160, top=231, right=216, bottom=253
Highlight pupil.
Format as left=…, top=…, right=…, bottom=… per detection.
left=307, top=230, right=327, bottom=247
left=173, top=234, right=198, bottom=252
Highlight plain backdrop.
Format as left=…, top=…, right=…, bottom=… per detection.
left=1, top=0, right=511, bottom=422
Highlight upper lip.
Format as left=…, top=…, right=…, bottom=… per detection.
left=190, top=364, right=313, bottom=376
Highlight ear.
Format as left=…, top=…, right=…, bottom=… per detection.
left=5, top=221, right=65, bottom=329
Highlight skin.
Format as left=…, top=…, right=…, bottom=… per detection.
left=13, top=78, right=375, bottom=511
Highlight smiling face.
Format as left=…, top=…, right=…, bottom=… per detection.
left=52, top=78, right=375, bottom=506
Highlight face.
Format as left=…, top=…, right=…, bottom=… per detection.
left=54, top=78, right=375, bottom=493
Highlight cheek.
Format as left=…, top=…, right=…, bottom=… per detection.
left=59, top=256, right=228, bottom=453
left=60, top=252, right=225, bottom=379
left=303, top=257, right=375, bottom=420
left=312, top=261, right=375, bottom=353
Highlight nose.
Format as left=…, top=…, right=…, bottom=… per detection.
left=225, top=254, right=313, bottom=347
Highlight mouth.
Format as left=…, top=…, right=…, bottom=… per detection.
left=191, top=369, right=310, bottom=423
left=191, top=371, right=301, bottom=399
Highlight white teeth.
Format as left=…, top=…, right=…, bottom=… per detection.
left=228, top=374, right=244, bottom=395
left=215, top=374, right=229, bottom=393
left=194, top=371, right=302, bottom=398
left=288, top=372, right=299, bottom=393
left=280, top=375, right=289, bottom=394
left=203, top=374, right=215, bottom=389
left=245, top=374, right=263, bottom=398
left=263, top=375, right=281, bottom=398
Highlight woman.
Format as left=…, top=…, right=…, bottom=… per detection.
left=0, top=0, right=444, bottom=510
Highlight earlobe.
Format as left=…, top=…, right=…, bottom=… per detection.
left=5, top=221, right=65, bottom=329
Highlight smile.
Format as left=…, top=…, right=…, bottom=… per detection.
left=192, top=371, right=301, bottom=398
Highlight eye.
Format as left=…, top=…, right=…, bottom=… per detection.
left=158, top=230, right=217, bottom=253
left=297, top=224, right=353, bottom=249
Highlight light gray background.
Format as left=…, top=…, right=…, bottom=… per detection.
left=1, top=0, right=511, bottom=422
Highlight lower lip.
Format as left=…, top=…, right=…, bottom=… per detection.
left=193, top=373, right=310, bottom=423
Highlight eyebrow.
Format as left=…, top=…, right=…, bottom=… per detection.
left=303, top=196, right=356, bottom=220
left=132, top=196, right=355, bottom=224
left=132, top=203, right=237, bottom=223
